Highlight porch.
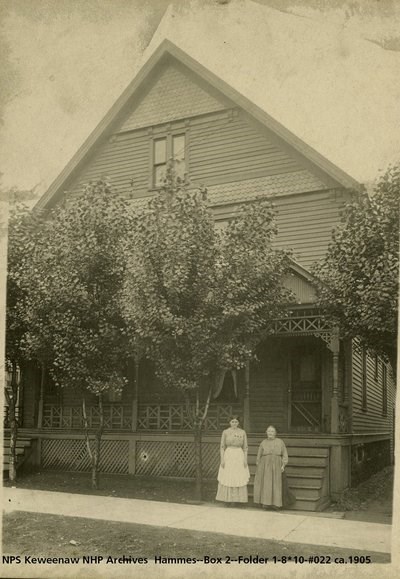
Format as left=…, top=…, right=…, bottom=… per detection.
left=36, top=308, right=351, bottom=436
left=10, top=308, right=354, bottom=511
left=15, top=428, right=354, bottom=512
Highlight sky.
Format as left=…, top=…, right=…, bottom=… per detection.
left=0, top=0, right=399, bottom=201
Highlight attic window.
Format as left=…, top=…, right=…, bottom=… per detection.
left=151, top=132, right=186, bottom=188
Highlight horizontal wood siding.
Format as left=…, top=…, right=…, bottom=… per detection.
left=351, top=340, right=396, bottom=434
left=275, top=190, right=347, bottom=268
left=214, top=190, right=348, bottom=268
left=282, top=272, right=317, bottom=304
left=22, top=364, right=39, bottom=428
left=250, top=340, right=288, bottom=433
left=68, top=129, right=150, bottom=201
left=189, top=110, right=303, bottom=183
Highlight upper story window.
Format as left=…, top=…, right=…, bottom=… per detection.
left=152, top=132, right=186, bottom=188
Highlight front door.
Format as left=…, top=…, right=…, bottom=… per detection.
left=289, top=343, right=322, bottom=432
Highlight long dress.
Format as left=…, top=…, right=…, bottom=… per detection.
left=253, top=438, right=288, bottom=507
left=216, top=427, right=250, bottom=503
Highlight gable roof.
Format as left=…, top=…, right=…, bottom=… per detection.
left=36, top=39, right=360, bottom=210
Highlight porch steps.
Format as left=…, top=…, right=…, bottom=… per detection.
left=3, top=436, right=35, bottom=475
left=246, top=439, right=330, bottom=512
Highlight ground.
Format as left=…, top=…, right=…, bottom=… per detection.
left=329, top=466, right=393, bottom=525
left=2, top=511, right=390, bottom=563
left=4, top=465, right=394, bottom=524
left=2, top=467, right=393, bottom=564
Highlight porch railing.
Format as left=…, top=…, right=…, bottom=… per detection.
left=137, top=403, right=241, bottom=431
left=291, top=389, right=322, bottom=430
left=42, top=404, right=133, bottom=430
left=42, top=403, right=241, bottom=431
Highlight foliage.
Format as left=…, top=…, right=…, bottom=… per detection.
left=24, top=180, right=134, bottom=397
left=20, top=180, right=134, bottom=487
left=6, top=203, right=44, bottom=482
left=122, top=169, right=292, bottom=402
left=6, top=204, right=44, bottom=367
left=214, top=198, right=292, bottom=369
left=122, top=171, right=218, bottom=398
left=314, top=164, right=399, bottom=368
left=121, top=169, right=291, bottom=499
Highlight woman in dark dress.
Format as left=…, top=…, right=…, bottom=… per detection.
left=253, top=425, right=288, bottom=510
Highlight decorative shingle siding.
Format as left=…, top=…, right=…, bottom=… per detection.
left=117, top=63, right=227, bottom=132
left=205, top=171, right=325, bottom=206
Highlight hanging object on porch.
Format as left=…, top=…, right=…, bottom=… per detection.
left=213, top=369, right=238, bottom=402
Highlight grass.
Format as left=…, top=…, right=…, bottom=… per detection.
left=4, top=470, right=218, bottom=503
left=3, top=511, right=391, bottom=563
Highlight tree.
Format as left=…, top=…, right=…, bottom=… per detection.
left=315, top=164, right=399, bottom=371
left=121, top=169, right=292, bottom=500
left=24, top=180, right=133, bottom=488
left=5, top=202, right=44, bottom=481
left=214, top=197, right=292, bottom=371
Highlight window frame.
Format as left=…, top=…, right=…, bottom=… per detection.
left=149, top=129, right=188, bottom=190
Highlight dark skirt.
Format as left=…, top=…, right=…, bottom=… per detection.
left=253, top=454, right=283, bottom=507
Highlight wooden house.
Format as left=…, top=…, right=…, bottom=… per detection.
left=8, top=41, right=396, bottom=510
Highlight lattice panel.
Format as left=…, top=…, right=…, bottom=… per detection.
left=201, top=443, right=220, bottom=479
left=136, top=441, right=219, bottom=479
left=41, top=439, right=129, bottom=473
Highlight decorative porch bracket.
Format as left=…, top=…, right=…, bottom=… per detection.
left=271, top=311, right=341, bottom=434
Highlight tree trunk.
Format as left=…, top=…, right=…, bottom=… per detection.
left=192, top=386, right=212, bottom=502
left=82, top=393, right=104, bottom=490
left=194, top=420, right=203, bottom=502
left=8, top=362, right=19, bottom=483
left=92, top=394, right=104, bottom=490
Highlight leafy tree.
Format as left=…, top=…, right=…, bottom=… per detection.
left=315, top=164, right=399, bottom=371
left=214, top=198, right=292, bottom=370
left=5, top=202, right=44, bottom=481
left=24, top=180, right=134, bottom=488
left=121, top=169, right=291, bottom=500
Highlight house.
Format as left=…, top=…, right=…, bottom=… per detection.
left=11, top=40, right=396, bottom=511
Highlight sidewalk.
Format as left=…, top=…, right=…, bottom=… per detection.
left=3, top=487, right=392, bottom=554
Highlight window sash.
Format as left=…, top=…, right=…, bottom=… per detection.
left=151, top=133, right=186, bottom=188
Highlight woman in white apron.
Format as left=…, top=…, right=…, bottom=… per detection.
left=216, top=416, right=250, bottom=506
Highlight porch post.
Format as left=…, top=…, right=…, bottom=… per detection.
left=37, top=362, right=46, bottom=429
left=243, top=361, right=250, bottom=432
left=130, top=358, right=139, bottom=432
left=330, top=329, right=340, bottom=434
